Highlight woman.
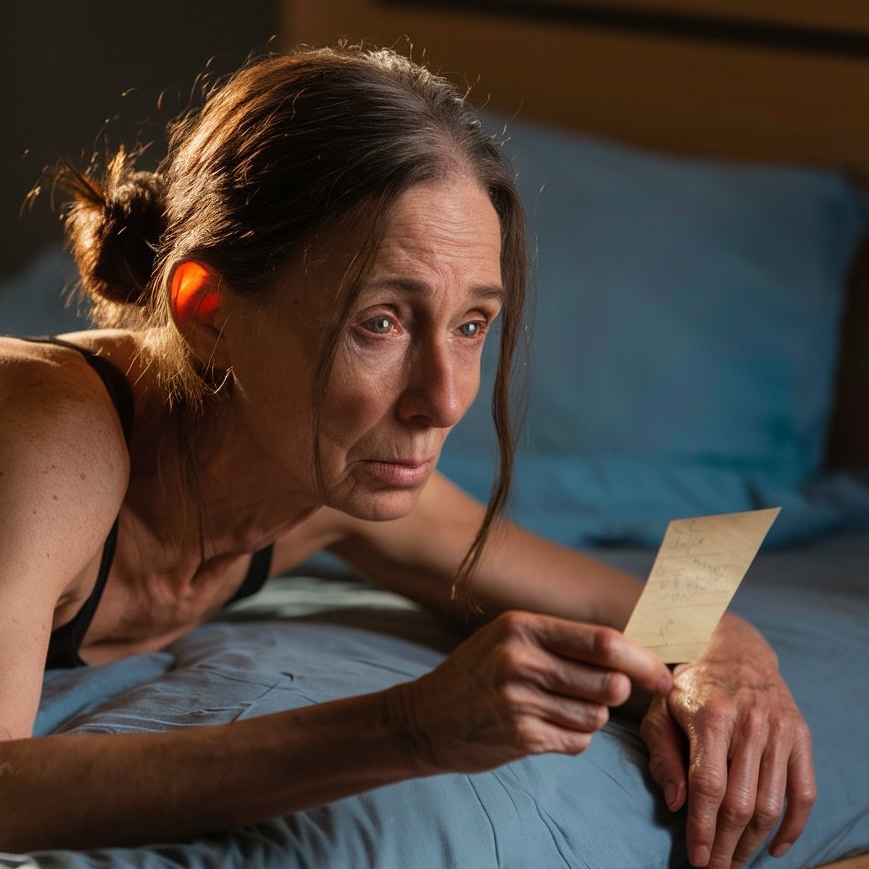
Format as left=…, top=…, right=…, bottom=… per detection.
left=0, top=45, right=813, bottom=866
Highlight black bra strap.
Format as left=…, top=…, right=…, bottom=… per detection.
left=45, top=518, right=118, bottom=669
left=23, top=336, right=135, bottom=445
left=228, top=544, right=274, bottom=605
left=24, top=336, right=135, bottom=668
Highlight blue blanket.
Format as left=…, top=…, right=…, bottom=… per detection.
left=26, top=531, right=869, bottom=869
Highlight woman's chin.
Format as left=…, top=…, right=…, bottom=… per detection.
left=334, top=487, right=423, bottom=523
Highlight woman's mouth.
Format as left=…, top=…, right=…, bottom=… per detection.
left=358, top=457, right=433, bottom=488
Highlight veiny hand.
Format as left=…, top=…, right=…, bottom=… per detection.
left=640, top=615, right=816, bottom=869
left=389, top=610, right=673, bottom=776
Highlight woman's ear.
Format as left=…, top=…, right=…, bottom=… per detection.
left=169, top=261, right=231, bottom=370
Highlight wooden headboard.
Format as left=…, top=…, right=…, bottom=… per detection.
left=281, top=0, right=869, bottom=471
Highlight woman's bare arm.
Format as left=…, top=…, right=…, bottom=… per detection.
left=325, top=471, right=644, bottom=630
left=0, top=690, right=413, bottom=850
left=0, top=354, right=129, bottom=739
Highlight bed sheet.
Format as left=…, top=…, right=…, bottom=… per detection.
left=26, top=530, right=869, bottom=869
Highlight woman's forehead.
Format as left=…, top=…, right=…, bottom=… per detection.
left=277, top=177, right=503, bottom=306
left=366, top=182, right=502, bottom=282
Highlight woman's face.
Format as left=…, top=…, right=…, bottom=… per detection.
left=223, top=175, right=505, bottom=520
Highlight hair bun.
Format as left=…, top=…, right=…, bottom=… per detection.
left=57, top=150, right=167, bottom=310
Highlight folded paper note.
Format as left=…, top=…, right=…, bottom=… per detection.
left=623, top=507, right=780, bottom=663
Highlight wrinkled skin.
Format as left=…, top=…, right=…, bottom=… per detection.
left=392, top=610, right=673, bottom=774
left=641, top=616, right=816, bottom=868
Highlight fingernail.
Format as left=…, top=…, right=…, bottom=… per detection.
left=658, top=673, right=674, bottom=693
left=664, top=783, right=678, bottom=809
left=692, top=846, right=710, bottom=867
left=771, top=842, right=792, bottom=858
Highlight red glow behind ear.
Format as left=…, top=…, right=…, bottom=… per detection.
left=170, top=262, right=219, bottom=328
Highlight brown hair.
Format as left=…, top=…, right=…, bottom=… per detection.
left=52, top=43, right=528, bottom=597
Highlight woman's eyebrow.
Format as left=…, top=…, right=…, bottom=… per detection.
left=474, top=285, right=507, bottom=303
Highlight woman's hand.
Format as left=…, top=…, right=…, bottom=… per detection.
left=640, top=615, right=816, bottom=869
left=389, top=610, right=673, bottom=775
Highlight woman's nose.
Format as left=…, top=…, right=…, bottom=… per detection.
left=397, top=342, right=473, bottom=429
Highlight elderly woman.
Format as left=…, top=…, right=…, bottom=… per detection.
left=0, top=44, right=813, bottom=866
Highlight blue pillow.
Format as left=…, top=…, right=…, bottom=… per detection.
left=440, top=116, right=869, bottom=545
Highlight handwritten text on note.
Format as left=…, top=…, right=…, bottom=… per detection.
left=623, top=508, right=780, bottom=663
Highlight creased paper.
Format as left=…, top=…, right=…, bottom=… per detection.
left=623, top=507, right=780, bottom=663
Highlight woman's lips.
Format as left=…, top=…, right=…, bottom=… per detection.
left=358, top=458, right=433, bottom=487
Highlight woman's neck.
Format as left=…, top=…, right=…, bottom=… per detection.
left=125, top=370, right=319, bottom=570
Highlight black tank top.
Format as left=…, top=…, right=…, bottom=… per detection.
left=26, top=337, right=273, bottom=669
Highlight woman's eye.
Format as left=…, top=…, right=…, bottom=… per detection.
left=459, top=320, right=485, bottom=338
left=361, top=315, right=396, bottom=335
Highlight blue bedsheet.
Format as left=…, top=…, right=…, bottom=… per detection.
left=25, top=531, right=869, bottom=869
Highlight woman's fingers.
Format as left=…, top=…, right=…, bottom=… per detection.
left=685, top=710, right=764, bottom=869
left=525, top=611, right=673, bottom=699
left=395, top=610, right=672, bottom=775
left=643, top=615, right=817, bottom=869
left=766, top=726, right=816, bottom=860
left=685, top=709, right=816, bottom=869
left=727, top=724, right=789, bottom=867
left=641, top=696, right=688, bottom=811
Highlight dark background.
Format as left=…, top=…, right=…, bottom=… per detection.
left=1, top=1, right=281, bottom=280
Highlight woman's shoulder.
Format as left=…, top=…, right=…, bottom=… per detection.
left=0, top=335, right=136, bottom=639
left=3, top=328, right=124, bottom=402
left=0, top=332, right=133, bottom=507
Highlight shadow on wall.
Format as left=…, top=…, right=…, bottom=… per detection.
left=0, top=1, right=281, bottom=281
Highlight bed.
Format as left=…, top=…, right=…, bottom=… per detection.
left=1, top=1, right=868, bottom=867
